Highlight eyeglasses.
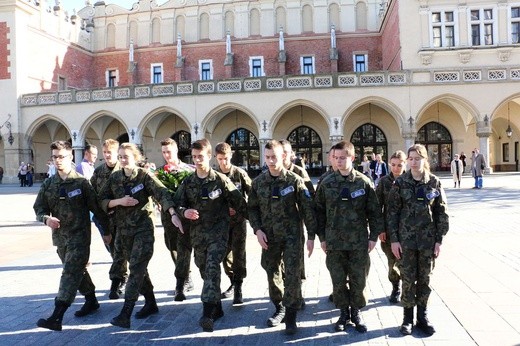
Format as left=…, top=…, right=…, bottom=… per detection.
left=51, top=155, right=70, bottom=160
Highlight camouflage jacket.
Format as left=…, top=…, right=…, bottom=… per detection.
left=33, top=171, right=109, bottom=242
left=174, top=168, right=247, bottom=244
left=375, top=172, right=397, bottom=235
left=387, top=170, right=449, bottom=249
left=99, top=167, right=174, bottom=236
left=248, top=168, right=318, bottom=240
left=288, top=163, right=315, bottom=195
left=218, top=164, right=252, bottom=222
left=90, top=161, right=121, bottom=193
left=315, top=169, right=383, bottom=249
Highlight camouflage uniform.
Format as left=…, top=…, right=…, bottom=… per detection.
left=159, top=163, right=194, bottom=284
left=315, top=170, right=383, bottom=310
left=174, top=168, right=247, bottom=304
left=248, top=168, right=317, bottom=310
left=91, top=161, right=127, bottom=283
left=387, top=171, right=448, bottom=308
left=217, top=165, right=252, bottom=285
left=99, top=168, right=175, bottom=302
left=375, top=173, right=401, bottom=285
left=33, top=171, right=109, bottom=305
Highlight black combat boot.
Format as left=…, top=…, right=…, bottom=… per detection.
left=350, top=308, right=367, bottom=333
left=232, top=281, right=243, bottom=305
left=212, top=300, right=224, bottom=321
left=37, top=299, right=69, bottom=331
left=221, top=282, right=234, bottom=299
left=284, top=307, right=298, bottom=335
left=184, top=275, right=194, bottom=292
left=399, top=307, right=414, bottom=335
left=334, top=307, right=350, bottom=332
left=267, top=302, right=286, bottom=327
left=174, top=279, right=186, bottom=302
left=110, top=299, right=135, bottom=329
left=199, top=302, right=216, bottom=332
left=109, top=279, right=122, bottom=300
left=416, top=305, right=436, bottom=336
left=135, top=291, right=159, bottom=319
left=389, top=281, right=401, bottom=303
left=74, top=292, right=100, bottom=317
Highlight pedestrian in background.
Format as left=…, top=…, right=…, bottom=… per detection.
left=248, top=140, right=317, bottom=335
left=100, top=143, right=178, bottom=329
left=376, top=150, right=406, bottom=304
left=174, top=139, right=247, bottom=332
left=470, top=149, right=486, bottom=189
left=76, top=144, right=98, bottom=180
left=0, top=165, right=4, bottom=184
left=451, top=154, right=463, bottom=188
left=459, top=152, right=467, bottom=173
left=315, top=140, right=383, bottom=334
left=33, top=140, right=110, bottom=331
left=18, top=161, right=28, bottom=187
left=215, top=142, right=252, bottom=305
left=387, top=144, right=449, bottom=336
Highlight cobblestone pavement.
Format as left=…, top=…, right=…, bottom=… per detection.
left=0, top=172, right=519, bottom=345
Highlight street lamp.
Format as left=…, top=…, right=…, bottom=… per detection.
left=506, top=103, right=513, bottom=138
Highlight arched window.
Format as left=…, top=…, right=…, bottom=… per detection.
left=276, top=6, right=286, bottom=32
left=329, top=3, right=340, bottom=31
left=200, top=13, right=210, bottom=40
left=350, top=123, right=388, bottom=165
left=176, top=15, right=185, bottom=41
left=302, top=5, right=313, bottom=32
left=226, top=128, right=261, bottom=177
left=250, top=8, right=260, bottom=36
left=225, top=11, right=234, bottom=36
left=416, top=122, right=453, bottom=171
left=151, top=17, right=161, bottom=43
left=129, top=21, right=138, bottom=46
left=172, top=130, right=192, bottom=164
left=356, top=1, right=368, bottom=31
left=106, top=23, right=116, bottom=48
left=287, top=125, right=324, bottom=176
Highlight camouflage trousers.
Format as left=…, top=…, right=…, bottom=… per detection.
left=380, top=239, right=401, bottom=284
left=108, top=228, right=128, bottom=282
left=222, top=218, right=247, bottom=283
left=162, top=211, right=192, bottom=281
left=326, top=249, right=369, bottom=310
left=400, top=248, right=434, bottom=308
left=118, top=231, right=155, bottom=301
left=261, top=234, right=303, bottom=310
left=193, top=237, right=228, bottom=304
left=56, top=240, right=94, bottom=305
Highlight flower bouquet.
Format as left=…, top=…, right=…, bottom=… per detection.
left=155, top=164, right=192, bottom=193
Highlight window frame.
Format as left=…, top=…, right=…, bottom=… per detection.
left=150, top=63, right=163, bottom=84
left=300, top=56, right=315, bottom=75
left=468, top=7, right=496, bottom=46
left=249, top=56, right=265, bottom=77
left=430, top=10, right=458, bottom=48
left=353, top=53, right=368, bottom=72
left=511, top=6, right=520, bottom=44
left=199, top=59, right=213, bottom=81
left=106, top=69, right=119, bottom=88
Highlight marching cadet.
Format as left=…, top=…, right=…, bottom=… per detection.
left=387, top=144, right=449, bottom=336
left=34, top=140, right=110, bottom=331
left=375, top=150, right=406, bottom=304
left=100, top=143, right=179, bottom=329
left=174, top=139, right=247, bottom=332
left=248, top=140, right=317, bottom=335
left=214, top=142, right=252, bottom=305
left=159, top=137, right=195, bottom=302
left=314, top=140, right=383, bottom=333
left=90, top=138, right=128, bottom=300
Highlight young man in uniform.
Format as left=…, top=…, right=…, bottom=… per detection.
left=90, top=138, right=128, bottom=299
left=160, top=137, right=195, bottom=301
left=33, top=140, right=110, bottom=331
left=314, top=140, right=383, bottom=333
left=174, top=139, right=247, bottom=332
left=214, top=142, right=252, bottom=305
left=248, top=140, right=317, bottom=335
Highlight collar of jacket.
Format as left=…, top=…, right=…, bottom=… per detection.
left=265, top=167, right=289, bottom=182
left=402, top=170, right=433, bottom=184
left=332, top=168, right=358, bottom=182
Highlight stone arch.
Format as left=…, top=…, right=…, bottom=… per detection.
left=200, top=12, right=210, bottom=40
left=342, top=97, right=405, bottom=132
left=176, top=15, right=186, bottom=40
left=128, top=20, right=138, bottom=46
left=225, top=11, right=234, bottom=36
left=201, top=103, right=259, bottom=139
left=355, top=1, right=368, bottom=31
left=417, top=94, right=479, bottom=132
left=250, top=8, right=261, bottom=36
left=138, top=106, right=192, bottom=140
left=106, top=23, right=116, bottom=48
left=151, top=17, right=161, bottom=43
left=329, top=3, right=340, bottom=31
left=302, top=5, right=313, bottom=32
left=275, top=6, right=286, bottom=32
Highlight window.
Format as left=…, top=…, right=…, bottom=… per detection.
left=249, top=57, right=264, bottom=77
left=107, top=69, right=118, bottom=87
left=199, top=60, right=213, bottom=80
left=300, top=56, right=315, bottom=75
left=353, top=54, right=368, bottom=72
left=470, top=8, right=495, bottom=46
left=431, top=11, right=455, bottom=47
left=151, top=64, right=163, bottom=84
left=512, top=7, right=520, bottom=44
left=503, top=143, right=510, bottom=162
left=58, top=76, right=67, bottom=91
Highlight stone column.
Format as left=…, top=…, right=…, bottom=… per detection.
left=476, top=117, right=492, bottom=173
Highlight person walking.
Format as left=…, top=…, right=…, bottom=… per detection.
left=174, top=139, right=247, bottom=332
left=33, top=140, right=110, bottom=331
left=248, top=140, right=317, bottom=335
left=215, top=142, right=252, bottom=305
left=314, top=140, right=383, bottom=334
left=459, top=152, right=467, bottom=173
left=0, top=165, right=4, bottom=184
left=100, top=143, right=179, bottom=329
left=376, top=150, right=406, bottom=304
left=387, top=144, right=449, bottom=336
left=470, top=149, right=486, bottom=189
left=451, top=154, right=463, bottom=188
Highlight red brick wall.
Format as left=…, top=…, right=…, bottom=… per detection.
left=0, top=22, right=11, bottom=80
left=381, top=0, right=402, bottom=71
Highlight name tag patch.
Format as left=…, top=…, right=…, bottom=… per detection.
left=67, top=189, right=82, bottom=198
left=208, top=189, right=222, bottom=200
left=280, top=186, right=295, bottom=197
left=350, top=189, right=365, bottom=199
left=131, top=184, right=144, bottom=194
left=426, top=189, right=440, bottom=200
